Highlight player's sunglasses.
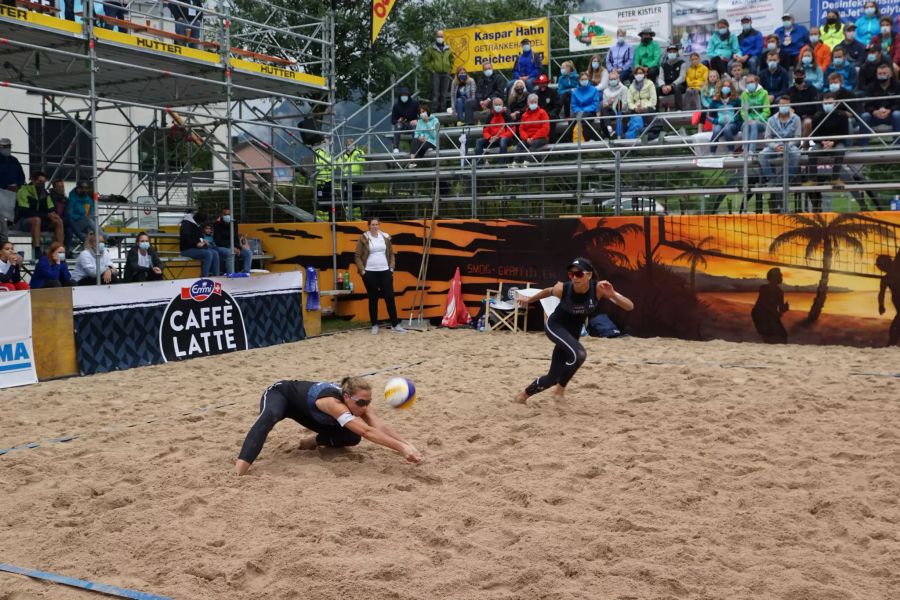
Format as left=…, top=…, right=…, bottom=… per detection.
left=568, top=270, right=587, bottom=279
left=349, top=395, right=371, bottom=407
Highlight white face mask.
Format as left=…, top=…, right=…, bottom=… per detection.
left=522, top=44, right=531, bottom=52
left=635, top=74, right=645, bottom=82
left=55, top=252, right=66, bottom=262
left=528, top=102, right=538, bottom=110
left=223, top=215, right=232, bottom=223
left=400, top=95, right=409, bottom=102
left=420, top=112, right=428, bottom=120
left=617, top=36, right=625, bottom=45
left=609, top=79, right=619, bottom=88
left=139, top=241, right=150, bottom=250
left=97, top=242, right=106, bottom=253
left=493, top=105, right=503, bottom=113
left=591, top=61, right=600, bottom=69
left=436, top=37, right=444, bottom=44
left=882, top=26, right=892, bottom=35
left=809, top=35, right=820, bottom=43
left=560, top=67, right=568, bottom=75
left=484, top=69, right=493, bottom=77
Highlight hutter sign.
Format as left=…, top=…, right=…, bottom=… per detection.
left=159, top=279, right=248, bottom=362
left=72, top=272, right=304, bottom=375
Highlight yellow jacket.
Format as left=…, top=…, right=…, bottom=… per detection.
left=685, top=64, right=709, bottom=91
left=820, top=23, right=844, bottom=50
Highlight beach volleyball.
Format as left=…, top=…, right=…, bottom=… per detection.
left=384, top=377, right=416, bottom=409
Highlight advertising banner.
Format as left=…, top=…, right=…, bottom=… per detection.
left=568, top=4, right=672, bottom=52
left=445, top=17, right=549, bottom=72
left=0, top=291, right=38, bottom=389
left=372, top=0, right=397, bottom=43
left=673, top=0, right=719, bottom=55
left=72, top=272, right=304, bottom=375
left=810, top=0, right=900, bottom=25
left=719, top=0, right=784, bottom=37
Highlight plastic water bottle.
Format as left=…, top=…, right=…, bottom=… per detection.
left=337, top=271, right=344, bottom=289
left=892, top=195, right=900, bottom=211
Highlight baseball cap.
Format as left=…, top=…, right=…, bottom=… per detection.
left=0, top=138, right=11, bottom=146
left=741, top=16, right=752, bottom=23
left=567, top=257, right=594, bottom=273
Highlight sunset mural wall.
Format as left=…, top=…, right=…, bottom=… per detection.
left=242, top=212, right=900, bottom=348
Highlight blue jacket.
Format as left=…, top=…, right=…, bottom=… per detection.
left=414, top=115, right=440, bottom=146
left=570, top=84, right=599, bottom=114
left=710, top=97, right=742, bottom=127
left=557, top=72, right=579, bottom=95
left=774, top=23, right=809, bottom=57
left=707, top=32, right=741, bottom=59
left=0, top=154, right=25, bottom=190
left=65, top=189, right=93, bottom=222
left=738, top=29, right=764, bottom=57
left=823, top=62, right=857, bottom=91
left=855, top=14, right=881, bottom=46
left=513, top=50, right=542, bottom=79
left=29, top=255, right=72, bottom=289
left=759, top=65, right=790, bottom=97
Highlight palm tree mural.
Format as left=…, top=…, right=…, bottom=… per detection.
left=672, top=236, right=720, bottom=291
left=769, top=214, right=895, bottom=325
left=573, top=218, right=643, bottom=270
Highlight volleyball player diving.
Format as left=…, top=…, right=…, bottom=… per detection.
left=514, top=257, right=634, bottom=403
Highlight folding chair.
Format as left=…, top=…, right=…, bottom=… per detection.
left=484, top=282, right=532, bottom=333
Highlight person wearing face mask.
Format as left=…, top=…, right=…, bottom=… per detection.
left=656, top=45, right=686, bottom=111
left=64, top=180, right=97, bottom=254
left=822, top=47, right=857, bottom=91
left=823, top=73, right=856, bottom=119
left=862, top=63, right=900, bottom=139
left=29, top=242, right=73, bottom=289
left=423, top=30, right=454, bottom=114
left=740, top=74, right=770, bottom=153
left=409, top=103, right=440, bottom=167
left=633, top=28, right=661, bottom=83
left=125, top=232, right=164, bottom=283
left=701, top=69, right=721, bottom=117
left=789, top=68, right=821, bottom=144
left=800, top=26, right=833, bottom=72
left=213, top=207, right=252, bottom=274
left=808, top=92, right=850, bottom=197
left=758, top=97, right=801, bottom=205
left=556, top=60, right=580, bottom=119
left=509, top=38, right=543, bottom=92
left=758, top=50, right=790, bottom=103
left=341, top=137, right=367, bottom=207
left=821, top=10, right=845, bottom=50
left=605, top=29, right=634, bottom=83
left=0, top=240, right=28, bottom=291
left=569, top=71, right=601, bottom=142
left=390, top=86, right=420, bottom=155
left=513, top=94, right=551, bottom=167
left=474, top=98, right=514, bottom=165
left=859, top=43, right=891, bottom=88
left=870, top=16, right=900, bottom=67
left=470, top=61, right=505, bottom=123
left=73, top=230, right=118, bottom=285
left=600, top=73, right=629, bottom=139
left=737, top=16, right=763, bottom=75
left=707, top=19, right=741, bottom=75
left=533, top=74, right=561, bottom=140
left=764, top=34, right=781, bottom=59
left=798, top=49, right=825, bottom=90
left=627, top=66, right=657, bottom=138
left=587, top=54, right=609, bottom=90
left=855, top=2, right=882, bottom=47
left=179, top=211, right=218, bottom=277
left=449, top=66, right=477, bottom=126
left=15, top=171, right=63, bottom=258
left=709, top=80, right=743, bottom=154
left=507, top=79, right=529, bottom=122
left=835, top=23, right=866, bottom=66
left=0, top=138, right=25, bottom=193
left=774, top=13, right=810, bottom=69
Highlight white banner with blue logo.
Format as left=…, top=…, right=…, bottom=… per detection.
left=0, top=291, right=38, bottom=389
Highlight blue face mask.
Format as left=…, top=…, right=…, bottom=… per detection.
left=617, top=36, right=625, bottom=45
left=742, top=23, right=751, bottom=32
left=522, top=44, right=531, bottom=53
left=139, top=241, right=150, bottom=251
left=484, top=69, right=493, bottom=77
left=829, top=82, right=841, bottom=92
left=459, top=74, right=467, bottom=81
left=801, top=55, right=812, bottom=65
left=833, top=57, right=844, bottom=66
left=97, top=242, right=106, bottom=253
left=867, top=53, right=878, bottom=62
left=823, top=103, right=835, bottom=113
left=580, top=79, right=589, bottom=87
left=400, top=95, right=409, bottom=102
left=223, top=215, right=232, bottom=223
left=528, top=102, right=538, bottom=111
left=747, top=82, right=758, bottom=92
left=494, top=105, right=504, bottom=113
left=667, top=52, right=677, bottom=60
left=560, top=67, right=568, bottom=75
left=779, top=105, right=791, bottom=115
left=783, top=20, right=792, bottom=29
left=591, top=60, right=600, bottom=69
left=768, top=61, right=779, bottom=70
left=718, top=28, right=728, bottom=35
left=721, top=86, right=732, bottom=95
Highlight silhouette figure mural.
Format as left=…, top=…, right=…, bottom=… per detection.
left=751, top=268, right=790, bottom=344
left=876, top=252, right=900, bottom=346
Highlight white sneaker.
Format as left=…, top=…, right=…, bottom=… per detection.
left=392, top=325, right=408, bottom=333
left=521, top=162, right=529, bottom=168
left=392, top=148, right=401, bottom=155
left=371, top=325, right=379, bottom=335
left=409, top=162, right=418, bottom=169
left=508, top=162, right=517, bottom=168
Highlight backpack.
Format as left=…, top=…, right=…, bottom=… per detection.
left=587, top=313, right=623, bottom=338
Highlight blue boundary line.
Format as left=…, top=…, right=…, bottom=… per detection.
left=0, top=563, right=173, bottom=599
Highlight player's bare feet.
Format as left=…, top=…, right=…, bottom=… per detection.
left=552, top=385, right=566, bottom=399
left=513, top=391, right=528, bottom=404
left=298, top=437, right=318, bottom=450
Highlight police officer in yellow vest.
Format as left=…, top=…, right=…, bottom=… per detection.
left=342, top=137, right=366, bottom=206
left=312, top=139, right=332, bottom=219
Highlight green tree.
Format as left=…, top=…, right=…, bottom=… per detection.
left=769, top=214, right=895, bottom=325
left=672, top=236, right=720, bottom=291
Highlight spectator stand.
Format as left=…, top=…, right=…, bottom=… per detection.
left=0, top=0, right=334, bottom=280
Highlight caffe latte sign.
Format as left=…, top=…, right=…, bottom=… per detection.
left=159, top=279, right=248, bottom=362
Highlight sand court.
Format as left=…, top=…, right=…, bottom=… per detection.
left=1, top=329, right=898, bottom=599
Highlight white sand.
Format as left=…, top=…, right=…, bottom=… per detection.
left=1, top=329, right=898, bottom=599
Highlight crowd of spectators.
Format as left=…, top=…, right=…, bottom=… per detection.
left=387, top=9, right=900, bottom=182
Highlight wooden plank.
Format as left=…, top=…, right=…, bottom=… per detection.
left=30, top=287, right=79, bottom=380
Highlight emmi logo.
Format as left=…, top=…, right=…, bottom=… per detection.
left=0, top=341, right=32, bottom=373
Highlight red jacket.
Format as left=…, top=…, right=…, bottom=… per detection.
left=482, top=111, right=513, bottom=139
left=519, top=107, right=550, bottom=141
left=870, top=34, right=900, bottom=67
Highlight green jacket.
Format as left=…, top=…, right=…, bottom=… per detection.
left=313, top=146, right=332, bottom=184
left=633, top=41, right=661, bottom=69
left=15, top=183, right=54, bottom=220
left=344, top=147, right=366, bottom=177
left=423, top=42, right=454, bottom=74
left=741, top=87, right=770, bottom=122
